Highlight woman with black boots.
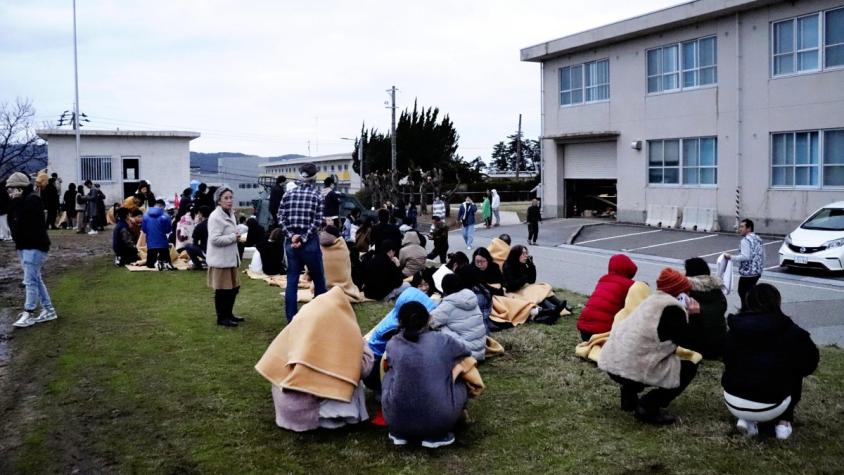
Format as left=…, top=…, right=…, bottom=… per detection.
left=502, top=245, right=568, bottom=322
left=206, top=187, right=244, bottom=327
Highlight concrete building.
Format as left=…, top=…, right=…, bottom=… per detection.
left=190, top=155, right=266, bottom=208
left=259, top=152, right=362, bottom=194
left=36, top=129, right=200, bottom=206
left=522, top=0, right=844, bottom=234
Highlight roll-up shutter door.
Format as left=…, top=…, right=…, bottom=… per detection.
left=563, top=142, right=617, bottom=179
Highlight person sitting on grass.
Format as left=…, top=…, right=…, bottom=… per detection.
left=577, top=254, right=638, bottom=342
left=256, top=228, right=285, bottom=276
left=112, top=207, right=139, bottom=266
left=399, top=230, right=427, bottom=278
left=471, top=247, right=504, bottom=294
left=598, top=268, right=700, bottom=425
left=381, top=301, right=470, bottom=449
left=371, top=208, right=402, bottom=252
left=502, top=245, right=567, bottom=318
left=175, top=209, right=195, bottom=252
left=429, top=274, right=486, bottom=362
left=142, top=199, right=175, bottom=271
left=721, top=283, right=818, bottom=440
left=361, top=239, right=408, bottom=301
left=446, top=251, right=470, bottom=272
left=684, top=257, right=728, bottom=360
left=410, top=268, right=438, bottom=297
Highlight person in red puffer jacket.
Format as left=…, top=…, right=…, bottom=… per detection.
left=577, top=254, right=638, bottom=341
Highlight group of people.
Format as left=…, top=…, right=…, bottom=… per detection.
left=576, top=219, right=818, bottom=440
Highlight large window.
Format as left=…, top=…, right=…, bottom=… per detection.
left=648, top=137, right=717, bottom=185
left=80, top=155, right=112, bottom=182
left=773, top=7, right=844, bottom=76
left=771, top=129, right=844, bottom=188
left=559, top=59, right=609, bottom=106
left=647, top=36, right=717, bottom=93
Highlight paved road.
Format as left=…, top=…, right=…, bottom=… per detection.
left=447, top=219, right=844, bottom=347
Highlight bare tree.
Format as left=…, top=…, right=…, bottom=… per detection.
left=0, top=98, right=44, bottom=178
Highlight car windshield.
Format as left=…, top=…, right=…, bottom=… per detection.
left=801, top=207, right=844, bottom=231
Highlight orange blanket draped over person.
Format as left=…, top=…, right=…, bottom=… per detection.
left=487, top=238, right=510, bottom=271
left=320, top=236, right=369, bottom=303
left=255, top=287, right=364, bottom=402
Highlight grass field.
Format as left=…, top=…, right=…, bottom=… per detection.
left=1, top=256, right=843, bottom=474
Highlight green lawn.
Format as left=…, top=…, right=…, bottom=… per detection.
left=2, top=257, right=843, bottom=474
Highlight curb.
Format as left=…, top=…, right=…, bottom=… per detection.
left=567, top=222, right=605, bottom=245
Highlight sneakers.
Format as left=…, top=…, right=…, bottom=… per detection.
left=421, top=432, right=455, bottom=449
left=87, top=230, right=99, bottom=235
left=775, top=421, right=793, bottom=440
left=388, top=433, right=408, bottom=446
left=12, top=311, right=36, bottom=328
left=736, top=418, right=759, bottom=437
left=34, top=308, right=58, bottom=323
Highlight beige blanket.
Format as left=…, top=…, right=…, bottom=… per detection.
left=487, top=238, right=510, bottom=271
left=489, top=295, right=535, bottom=326
left=321, top=237, right=370, bottom=303
left=506, top=282, right=554, bottom=304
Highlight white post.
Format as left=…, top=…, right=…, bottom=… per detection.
left=72, top=0, right=81, bottom=180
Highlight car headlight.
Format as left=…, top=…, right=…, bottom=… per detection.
left=823, top=238, right=844, bottom=249
left=785, top=234, right=792, bottom=245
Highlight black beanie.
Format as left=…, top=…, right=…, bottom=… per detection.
left=684, top=257, right=710, bottom=277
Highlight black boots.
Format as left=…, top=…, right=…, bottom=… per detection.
left=532, top=297, right=567, bottom=324
left=229, top=287, right=244, bottom=322
left=214, top=289, right=240, bottom=327
left=634, top=404, right=677, bottom=425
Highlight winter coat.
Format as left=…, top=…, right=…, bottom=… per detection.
left=62, top=189, right=76, bottom=214
left=502, top=259, right=537, bottom=293
left=141, top=207, right=172, bottom=249
left=75, top=191, right=87, bottom=212
left=7, top=185, right=50, bottom=252
left=686, top=275, right=728, bottom=359
left=430, top=221, right=449, bottom=250
left=432, top=200, right=445, bottom=218
left=481, top=198, right=491, bottom=220
left=382, top=330, right=469, bottom=440
left=85, top=188, right=104, bottom=218
left=367, top=288, right=438, bottom=358
left=490, top=190, right=500, bottom=209
left=458, top=202, right=477, bottom=226
left=371, top=222, right=401, bottom=249
left=527, top=204, right=541, bottom=224
left=175, top=214, right=195, bottom=249
left=361, top=251, right=403, bottom=300
left=206, top=207, right=241, bottom=268
left=399, top=231, right=427, bottom=277
left=269, top=184, right=285, bottom=218
left=42, top=183, right=59, bottom=211
left=722, top=311, right=818, bottom=404
left=430, top=289, right=486, bottom=361
left=192, top=220, right=209, bottom=253
left=324, top=189, right=340, bottom=217
left=112, top=220, right=137, bottom=257
left=578, top=254, right=638, bottom=335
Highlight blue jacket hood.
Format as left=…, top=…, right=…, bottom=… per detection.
left=367, top=287, right=438, bottom=357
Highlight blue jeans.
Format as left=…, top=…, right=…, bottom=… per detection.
left=284, top=238, right=327, bottom=322
left=18, top=249, right=53, bottom=312
left=462, top=224, right=475, bottom=248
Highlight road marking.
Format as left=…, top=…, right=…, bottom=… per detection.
left=764, top=265, right=782, bottom=270
left=576, top=229, right=663, bottom=244
left=698, top=240, right=783, bottom=258
left=623, top=234, right=717, bottom=251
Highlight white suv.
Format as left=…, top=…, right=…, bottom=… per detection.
left=778, top=201, right=844, bottom=272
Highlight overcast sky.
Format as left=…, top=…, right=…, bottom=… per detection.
left=1, top=0, right=684, bottom=161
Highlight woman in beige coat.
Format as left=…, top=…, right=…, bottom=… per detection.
left=207, top=187, right=243, bottom=327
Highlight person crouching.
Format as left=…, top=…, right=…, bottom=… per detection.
left=598, top=268, right=700, bottom=425
left=142, top=199, right=175, bottom=271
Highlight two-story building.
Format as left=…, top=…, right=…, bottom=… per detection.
left=259, top=152, right=362, bottom=194
left=522, top=0, right=844, bottom=234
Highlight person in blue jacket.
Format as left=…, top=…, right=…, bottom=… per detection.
left=364, top=287, right=437, bottom=392
left=142, top=199, right=174, bottom=270
left=457, top=196, right=477, bottom=250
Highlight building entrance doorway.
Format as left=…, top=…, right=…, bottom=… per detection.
left=122, top=157, right=140, bottom=200
left=564, top=179, right=617, bottom=218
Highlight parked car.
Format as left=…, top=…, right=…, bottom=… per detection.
left=778, top=201, right=844, bottom=272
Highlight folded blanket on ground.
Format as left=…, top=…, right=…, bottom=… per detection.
left=255, top=287, right=364, bottom=402
left=321, top=237, right=370, bottom=303
left=489, top=295, right=534, bottom=326
left=484, top=336, right=505, bottom=358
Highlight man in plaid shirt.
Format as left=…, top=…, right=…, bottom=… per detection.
left=277, top=163, right=328, bottom=321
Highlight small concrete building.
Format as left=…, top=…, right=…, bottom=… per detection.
left=190, top=155, right=266, bottom=208
left=36, top=129, right=200, bottom=206
left=521, top=0, right=844, bottom=234
left=259, top=153, right=362, bottom=194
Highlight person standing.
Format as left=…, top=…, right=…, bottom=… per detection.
left=458, top=196, right=477, bottom=250
left=723, top=218, right=765, bottom=308
left=322, top=176, right=340, bottom=226
left=5, top=172, right=57, bottom=328
left=490, top=189, right=501, bottom=226
left=432, top=195, right=445, bottom=220
left=481, top=192, right=492, bottom=228
left=278, top=163, right=328, bottom=322
left=207, top=187, right=244, bottom=327
left=62, top=183, right=77, bottom=229
left=427, top=215, right=449, bottom=263
left=526, top=198, right=541, bottom=245
left=74, top=184, right=87, bottom=234
left=0, top=179, right=11, bottom=241
left=268, top=175, right=287, bottom=228
left=42, top=177, right=60, bottom=230
left=141, top=199, right=174, bottom=270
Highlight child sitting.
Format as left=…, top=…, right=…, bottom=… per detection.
left=429, top=274, right=486, bottom=361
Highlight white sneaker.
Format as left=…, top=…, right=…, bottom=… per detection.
left=736, top=418, right=758, bottom=437
left=775, top=421, right=793, bottom=440
left=87, top=230, right=99, bottom=235
left=421, top=432, right=455, bottom=449
left=13, top=311, right=37, bottom=328
left=34, top=308, right=58, bottom=323
left=388, top=433, right=408, bottom=446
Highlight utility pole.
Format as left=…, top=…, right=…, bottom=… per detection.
left=515, top=114, right=522, bottom=179
left=72, top=0, right=81, bottom=177
left=387, top=86, right=397, bottom=171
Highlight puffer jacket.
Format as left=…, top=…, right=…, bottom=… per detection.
left=8, top=185, right=50, bottom=252
left=430, top=288, right=486, bottom=361
left=367, top=288, right=438, bottom=358
left=206, top=207, right=240, bottom=268
left=399, top=231, right=427, bottom=277
left=722, top=310, right=818, bottom=403
left=140, top=206, right=172, bottom=249
left=578, top=254, right=637, bottom=335
left=686, top=275, right=728, bottom=359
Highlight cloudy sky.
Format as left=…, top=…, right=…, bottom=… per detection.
left=1, top=0, right=683, bottom=161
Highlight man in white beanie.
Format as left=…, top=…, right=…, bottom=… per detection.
left=5, top=172, right=58, bottom=328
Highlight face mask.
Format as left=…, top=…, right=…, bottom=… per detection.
left=8, top=188, right=23, bottom=199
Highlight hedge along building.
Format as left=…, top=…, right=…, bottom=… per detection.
left=521, top=0, right=844, bottom=234
left=37, top=129, right=200, bottom=206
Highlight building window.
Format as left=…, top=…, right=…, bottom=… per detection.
left=771, top=129, right=844, bottom=188
left=647, top=36, right=717, bottom=93
left=559, top=59, right=608, bottom=106
left=773, top=8, right=844, bottom=76
left=648, top=137, right=717, bottom=185
left=80, top=155, right=112, bottom=181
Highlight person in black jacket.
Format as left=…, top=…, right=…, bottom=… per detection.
left=5, top=172, right=57, bottom=328
left=268, top=176, right=286, bottom=228
left=684, top=257, right=727, bottom=359
left=43, top=177, right=60, bottom=230
left=62, top=183, right=77, bottom=229
left=323, top=176, right=340, bottom=224
left=503, top=245, right=567, bottom=317
left=722, top=283, right=819, bottom=440
left=112, top=207, right=139, bottom=265
left=256, top=227, right=285, bottom=275
left=371, top=208, right=402, bottom=249
left=526, top=198, right=541, bottom=245
left=0, top=179, right=11, bottom=240
left=134, top=180, right=156, bottom=209
left=361, top=239, right=406, bottom=301
left=426, top=215, right=449, bottom=263
left=244, top=216, right=266, bottom=248
left=184, top=205, right=210, bottom=269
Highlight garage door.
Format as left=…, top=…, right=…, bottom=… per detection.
left=563, top=141, right=617, bottom=179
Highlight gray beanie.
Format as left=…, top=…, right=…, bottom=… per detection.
left=5, top=172, right=30, bottom=189
left=213, top=186, right=233, bottom=204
